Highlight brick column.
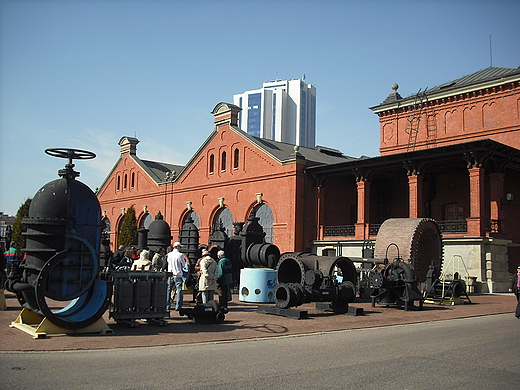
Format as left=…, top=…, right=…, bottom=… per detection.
left=408, top=174, right=423, bottom=218
left=355, top=180, right=370, bottom=239
left=467, top=166, right=485, bottom=236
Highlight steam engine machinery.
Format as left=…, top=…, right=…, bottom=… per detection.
left=423, top=262, right=471, bottom=304
left=106, top=214, right=173, bottom=327
left=367, top=218, right=444, bottom=310
left=6, top=149, right=112, bottom=336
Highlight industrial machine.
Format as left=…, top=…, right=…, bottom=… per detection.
left=179, top=300, right=226, bottom=323
left=6, top=148, right=112, bottom=336
left=110, top=270, right=170, bottom=326
left=368, top=218, right=444, bottom=310
left=207, top=217, right=280, bottom=270
left=274, top=252, right=357, bottom=314
left=368, top=256, right=425, bottom=311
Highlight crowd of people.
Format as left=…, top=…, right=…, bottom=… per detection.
left=108, top=242, right=234, bottom=312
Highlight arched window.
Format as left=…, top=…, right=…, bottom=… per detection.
left=118, top=215, right=125, bottom=234
left=131, top=172, right=135, bottom=188
left=117, top=176, right=121, bottom=191
left=183, top=210, right=200, bottom=228
left=233, top=148, right=240, bottom=169
left=124, top=174, right=128, bottom=190
left=139, top=213, right=153, bottom=229
left=221, top=151, right=227, bottom=171
left=251, top=203, right=274, bottom=243
left=102, top=217, right=111, bottom=233
left=213, top=208, right=233, bottom=237
left=209, top=154, right=215, bottom=174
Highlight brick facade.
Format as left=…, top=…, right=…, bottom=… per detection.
left=373, top=68, right=520, bottom=155
left=98, top=103, right=314, bottom=254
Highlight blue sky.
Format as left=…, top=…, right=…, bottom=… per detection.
left=1, top=0, right=519, bottom=216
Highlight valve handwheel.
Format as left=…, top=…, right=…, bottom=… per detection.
left=45, top=148, right=96, bottom=161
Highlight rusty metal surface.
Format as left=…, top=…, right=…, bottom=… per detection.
left=374, top=218, right=443, bottom=282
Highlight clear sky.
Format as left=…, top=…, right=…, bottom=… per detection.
left=1, top=0, right=519, bottom=216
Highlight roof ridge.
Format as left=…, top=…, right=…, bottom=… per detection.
left=424, top=66, right=520, bottom=96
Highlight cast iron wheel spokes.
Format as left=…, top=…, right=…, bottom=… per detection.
left=45, top=148, right=96, bottom=161
left=45, top=148, right=96, bottom=179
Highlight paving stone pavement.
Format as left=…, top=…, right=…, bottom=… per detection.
left=0, top=291, right=517, bottom=352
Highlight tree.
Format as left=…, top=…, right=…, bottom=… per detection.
left=118, top=205, right=137, bottom=247
left=11, top=198, right=31, bottom=251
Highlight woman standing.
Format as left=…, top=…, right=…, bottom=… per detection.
left=198, top=250, right=218, bottom=304
left=509, top=265, right=520, bottom=318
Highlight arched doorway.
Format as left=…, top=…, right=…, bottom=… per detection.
left=251, top=203, right=274, bottom=243
left=213, top=208, right=234, bottom=237
left=101, top=217, right=111, bottom=234
left=184, top=210, right=200, bottom=228
left=139, top=213, right=153, bottom=229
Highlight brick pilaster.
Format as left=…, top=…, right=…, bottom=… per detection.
left=467, top=166, right=485, bottom=236
left=355, top=180, right=370, bottom=239
left=408, top=174, right=423, bottom=218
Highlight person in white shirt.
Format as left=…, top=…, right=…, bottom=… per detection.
left=166, top=242, right=189, bottom=310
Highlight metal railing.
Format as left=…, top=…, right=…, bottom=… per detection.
left=436, top=220, right=467, bottom=234
left=369, top=224, right=381, bottom=236
left=323, top=220, right=471, bottom=238
left=323, top=225, right=355, bottom=237
left=485, top=219, right=501, bottom=234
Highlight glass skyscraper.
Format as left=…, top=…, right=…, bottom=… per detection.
left=233, top=78, right=317, bottom=148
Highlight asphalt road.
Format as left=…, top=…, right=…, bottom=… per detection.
left=1, top=313, right=519, bottom=390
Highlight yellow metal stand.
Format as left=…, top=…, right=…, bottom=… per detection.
left=424, top=297, right=462, bottom=306
left=10, top=308, right=113, bottom=339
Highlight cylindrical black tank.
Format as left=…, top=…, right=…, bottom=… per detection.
left=137, top=228, right=149, bottom=249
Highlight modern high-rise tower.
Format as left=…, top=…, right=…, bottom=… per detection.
left=233, top=78, right=317, bottom=148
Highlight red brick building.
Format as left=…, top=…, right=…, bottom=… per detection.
left=97, top=102, right=351, bottom=254
left=310, top=67, right=520, bottom=292
left=98, top=67, right=520, bottom=292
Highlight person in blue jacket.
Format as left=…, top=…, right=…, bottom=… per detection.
left=217, top=250, right=233, bottom=312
